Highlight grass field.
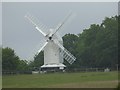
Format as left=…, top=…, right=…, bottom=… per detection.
left=2, top=71, right=118, bottom=88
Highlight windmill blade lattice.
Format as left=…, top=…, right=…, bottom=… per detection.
left=37, top=41, right=48, bottom=55
left=54, top=40, right=76, bottom=64
left=25, top=13, right=49, bottom=35
left=60, top=47, right=76, bottom=64
left=53, top=11, right=72, bottom=36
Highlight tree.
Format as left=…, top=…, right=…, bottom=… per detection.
left=2, top=47, right=20, bottom=71
left=75, top=16, right=118, bottom=69
left=17, top=60, right=29, bottom=71
left=33, top=51, right=44, bottom=68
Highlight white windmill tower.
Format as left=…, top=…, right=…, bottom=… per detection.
left=25, top=12, right=76, bottom=71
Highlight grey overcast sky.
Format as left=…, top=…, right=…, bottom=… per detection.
left=2, top=2, right=118, bottom=61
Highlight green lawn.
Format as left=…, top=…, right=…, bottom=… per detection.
left=2, top=71, right=118, bottom=88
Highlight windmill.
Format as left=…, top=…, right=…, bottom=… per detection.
left=25, top=12, right=76, bottom=72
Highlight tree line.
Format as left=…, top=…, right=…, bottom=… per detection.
left=63, top=16, right=118, bottom=69
left=2, top=15, right=119, bottom=72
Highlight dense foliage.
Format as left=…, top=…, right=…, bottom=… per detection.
left=2, top=15, right=119, bottom=71
left=2, top=47, right=29, bottom=71
left=63, top=16, right=118, bottom=69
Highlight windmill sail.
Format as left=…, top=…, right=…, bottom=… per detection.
left=36, top=41, right=48, bottom=55
left=52, top=11, right=72, bottom=36
left=54, top=40, right=76, bottom=64
left=60, top=48, right=76, bottom=64
left=25, top=13, right=48, bottom=36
